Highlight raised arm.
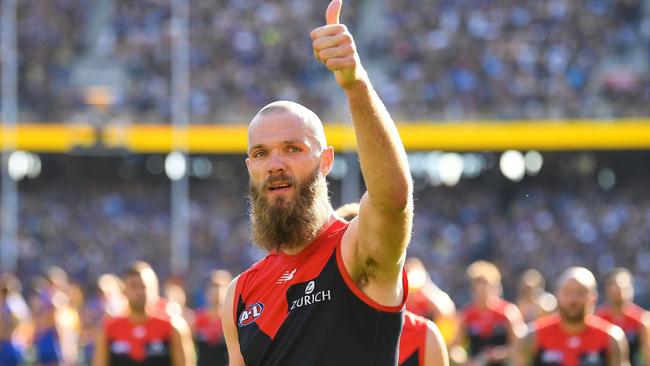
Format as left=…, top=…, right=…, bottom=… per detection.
left=221, top=277, right=245, bottom=366
left=311, top=0, right=413, bottom=305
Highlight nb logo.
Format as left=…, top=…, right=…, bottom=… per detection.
left=305, top=281, right=315, bottom=294
left=277, top=269, right=297, bottom=284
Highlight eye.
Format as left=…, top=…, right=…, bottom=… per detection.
left=288, top=146, right=301, bottom=153
left=251, top=150, right=266, bottom=158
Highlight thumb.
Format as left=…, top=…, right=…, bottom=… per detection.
left=326, top=0, right=342, bottom=25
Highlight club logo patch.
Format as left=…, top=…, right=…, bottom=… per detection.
left=238, top=302, right=264, bottom=327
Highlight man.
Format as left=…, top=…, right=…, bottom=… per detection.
left=335, top=203, right=448, bottom=366
left=194, top=270, right=232, bottom=366
left=405, top=257, right=457, bottom=343
left=516, top=269, right=556, bottom=323
left=222, top=0, right=414, bottom=364
left=0, top=274, right=30, bottom=366
left=451, top=260, right=526, bottom=366
left=515, top=266, right=630, bottom=366
left=596, top=268, right=650, bottom=366
left=92, top=262, right=195, bottom=366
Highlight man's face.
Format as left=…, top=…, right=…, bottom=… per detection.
left=124, top=274, right=148, bottom=313
left=471, top=277, right=493, bottom=302
left=606, top=273, right=632, bottom=306
left=246, top=111, right=333, bottom=251
left=557, top=278, right=594, bottom=324
left=247, top=111, right=327, bottom=208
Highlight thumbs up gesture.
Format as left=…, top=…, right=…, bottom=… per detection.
left=311, top=0, right=367, bottom=90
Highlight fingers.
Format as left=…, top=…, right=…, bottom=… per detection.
left=316, top=44, right=355, bottom=61
left=312, top=33, right=353, bottom=53
left=310, top=24, right=347, bottom=41
left=324, top=57, right=357, bottom=72
left=326, top=0, right=342, bottom=25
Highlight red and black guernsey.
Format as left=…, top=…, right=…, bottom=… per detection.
left=234, top=218, right=408, bottom=366
left=533, top=314, right=612, bottom=366
left=194, top=309, right=227, bottom=366
left=461, top=299, right=512, bottom=366
left=597, top=304, right=647, bottom=365
left=104, top=315, right=172, bottom=366
left=399, top=311, right=429, bottom=366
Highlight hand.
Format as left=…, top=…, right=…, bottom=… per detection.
left=311, top=0, right=367, bottom=90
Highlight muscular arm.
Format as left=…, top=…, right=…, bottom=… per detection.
left=170, top=316, right=196, bottom=366
left=91, top=328, right=108, bottom=366
left=222, top=277, right=245, bottom=366
left=312, top=0, right=412, bottom=305
left=424, top=322, right=449, bottom=366
left=608, top=326, right=630, bottom=366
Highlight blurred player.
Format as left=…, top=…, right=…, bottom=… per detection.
left=596, top=268, right=650, bottom=366
left=0, top=274, right=30, bottom=366
left=81, top=274, right=128, bottom=364
left=222, top=0, right=414, bottom=364
left=335, top=203, right=449, bottom=366
left=30, top=275, right=64, bottom=366
left=194, top=270, right=232, bottom=366
left=164, top=281, right=195, bottom=329
left=451, top=260, right=526, bottom=366
left=515, top=266, right=630, bottom=366
left=405, top=257, right=457, bottom=342
left=92, top=261, right=195, bottom=366
left=516, top=269, right=556, bottom=323
left=46, top=267, right=82, bottom=365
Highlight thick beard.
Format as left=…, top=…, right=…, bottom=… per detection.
left=248, top=167, right=331, bottom=252
left=558, top=305, right=586, bottom=324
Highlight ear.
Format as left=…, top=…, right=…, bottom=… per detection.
left=245, top=156, right=251, bottom=171
left=320, top=146, right=335, bottom=176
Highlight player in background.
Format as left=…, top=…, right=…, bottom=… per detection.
left=405, top=257, right=457, bottom=344
left=450, top=260, right=526, bottom=366
left=81, top=274, right=128, bottom=364
left=516, top=269, right=556, bottom=323
left=515, top=266, right=629, bottom=366
left=222, top=1, right=414, bottom=362
left=335, top=203, right=448, bottom=366
left=92, top=261, right=195, bottom=366
left=596, top=268, right=650, bottom=366
left=164, top=281, right=196, bottom=330
left=194, top=270, right=232, bottom=366
left=0, top=274, right=31, bottom=366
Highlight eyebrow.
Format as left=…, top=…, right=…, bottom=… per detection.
left=248, top=140, right=303, bottom=152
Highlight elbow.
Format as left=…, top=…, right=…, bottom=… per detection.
left=373, top=186, right=413, bottom=213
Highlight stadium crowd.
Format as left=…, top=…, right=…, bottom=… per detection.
left=13, top=0, right=649, bottom=122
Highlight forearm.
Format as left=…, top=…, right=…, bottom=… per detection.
left=345, top=78, right=412, bottom=211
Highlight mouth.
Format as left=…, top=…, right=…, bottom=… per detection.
left=267, top=183, right=293, bottom=193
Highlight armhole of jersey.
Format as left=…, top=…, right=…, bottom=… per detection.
left=232, top=274, right=245, bottom=326
left=335, top=233, right=408, bottom=313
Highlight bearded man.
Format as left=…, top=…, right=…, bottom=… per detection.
left=221, top=1, right=413, bottom=365
left=515, top=267, right=630, bottom=366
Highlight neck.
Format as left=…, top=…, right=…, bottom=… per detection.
left=610, top=302, right=626, bottom=314
left=129, top=308, right=148, bottom=323
left=560, top=318, right=587, bottom=334
left=280, top=213, right=336, bottom=256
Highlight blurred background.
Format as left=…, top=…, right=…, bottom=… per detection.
left=1, top=0, right=650, bottom=364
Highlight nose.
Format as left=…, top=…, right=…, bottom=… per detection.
left=267, top=151, right=286, bottom=174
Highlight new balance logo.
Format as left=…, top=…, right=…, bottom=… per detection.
left=277, top=269, right=297, bottom=284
